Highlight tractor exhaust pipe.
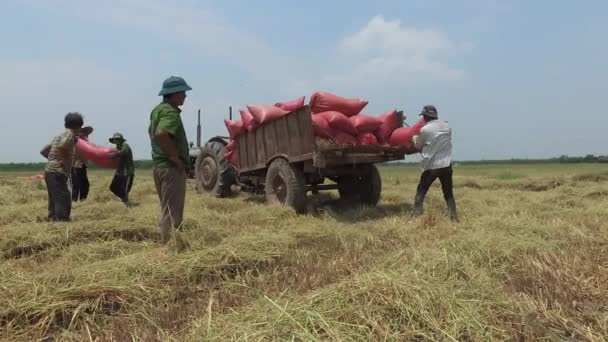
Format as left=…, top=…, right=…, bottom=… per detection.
left=229, top=106, right=233, bottom=120
left=196, top=109, right=201, bottom=147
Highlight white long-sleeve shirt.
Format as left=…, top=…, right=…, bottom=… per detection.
left=414, top=120, right=452, bottom=171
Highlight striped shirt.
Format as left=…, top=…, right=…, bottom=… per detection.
left=45, top=130, right=77, bottom=175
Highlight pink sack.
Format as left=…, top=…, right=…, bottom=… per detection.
left=358, top=132, right=378, bottom=145
left=331, top=129, right=358, bottom=145
left=350, top=114, right=382, bottom=133
left=226, top=140, right=236, bottom=151
left=388, top=118, right=426, bottom=149
left=311, top=114, right=332, bottom=139
left=315, top=111, right=357, bottom=135
left=375, top=110, right=401, bottom=144
left=247, top=105, right=289, bottom=124
left=75, top=139, right=118, bottom=169
left=274, top=96, right=305, bottom=112
left=309, top=92, right=368, bottom=117
left=224, top=120, right=245, bottom=140
left=224, top=149, right=239, bottom=166
left=239, top=109, right=258, bottom=132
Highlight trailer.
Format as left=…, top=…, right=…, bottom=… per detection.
left=194, top=105, right=406, bottom=213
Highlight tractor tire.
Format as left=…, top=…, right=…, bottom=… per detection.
left=195, top=141, right=235, bottom=197
left=337, top=164, right=382, bottom=206
left=265, top=158, right=307, bottom=213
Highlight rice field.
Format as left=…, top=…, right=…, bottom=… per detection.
left=0, top=163, right=607, bottom=341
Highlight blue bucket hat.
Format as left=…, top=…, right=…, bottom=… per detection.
left=158, top=76, right=192, bottom=96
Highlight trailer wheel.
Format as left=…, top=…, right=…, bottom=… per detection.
left=265, top=158, right=307, bottom=213
left=195, top=141, right=235, bottom=197
left=337, top=164, right=382, bottom=206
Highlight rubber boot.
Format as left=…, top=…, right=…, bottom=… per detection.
left=413, top=192, right=425, bottom=216
left=446, top=198, right=459, bottom=222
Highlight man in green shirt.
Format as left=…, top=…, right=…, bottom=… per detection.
left=148, top=76, right=192, bottom=244
left=109, top=132, right=135, bottom=204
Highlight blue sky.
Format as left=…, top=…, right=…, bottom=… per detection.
left=1, top=0, right=607, bottom=162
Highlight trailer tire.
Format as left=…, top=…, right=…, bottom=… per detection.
left=337, top=164, right=381, bottom=206
left=265, top=158, right=307, bottom=213
left=195, top=141, right=235, bottom=197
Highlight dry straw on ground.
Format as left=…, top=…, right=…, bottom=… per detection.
left=0, top=164, right=607, bottom=341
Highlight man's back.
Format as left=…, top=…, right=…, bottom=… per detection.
left=418, top=120, right=452, bottom=171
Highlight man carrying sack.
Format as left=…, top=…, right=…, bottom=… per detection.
left=40, top=112, right=85, bottom=221
left=109, top=132, right=135, bottom=204
left=411, top=105, right=459, bottom=222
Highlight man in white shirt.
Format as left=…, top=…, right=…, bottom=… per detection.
left=411, top=105, right=458, bottom=222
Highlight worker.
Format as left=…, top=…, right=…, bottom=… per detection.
left=148, top=76, right=192, bottom=244
left=40, top=112, right=85, bottom=222
left=71, top=126, right=93, bottom=202
left=411, top=105, right=459, bottom=222
left=109, top=132, right=135, bottom=204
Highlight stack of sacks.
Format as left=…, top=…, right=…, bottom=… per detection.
left=223, top=96, right=307, bottom=167
left=223, top=91, right=427, bottom=160
left=310, top=91, right=411, bottom=147
left=309, top=91, right=369, bottom=145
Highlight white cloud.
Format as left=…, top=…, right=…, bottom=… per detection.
left=26, top=0, right=287, bottom=77
left=321, top=16, right=466, bottom=89
left=340, top=16, right=453, bottom=57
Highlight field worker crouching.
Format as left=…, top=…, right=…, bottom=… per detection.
left=40, top=112, right=85, bottom=222
left=411, top=105, right=459, bottom=222
left=109, top=132, right=135, bottom=204
left=148, top=76, right=192, bottom=244
left=71, top=126, right=93, bottom=202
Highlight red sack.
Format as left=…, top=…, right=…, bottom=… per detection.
left=331, top=129, right=358, bottom=145
left=388, top=118, right=426, bottom=149
left=375, top=109, right=401, bottom=144
left=309, top=91, right=368, bottom=116
left=75, top=139, right=118, bottom=169
left=350, top=114, right=382, bottom=133
left=239, top=109, right=258, bottom=132
left=311, top=114, right=332, bottom=139
left=226, top=140, right=236, bottom=151
left=224, top=149, right=239, bottom=166
left=247, top=105, right=289, bottom=124
left=315, top=111, right=357, bottom=135
left=358, top=132, right=378, bottom=145
left=274, top=96, right=305, bottom=112
left=224, top=119, right=244, bottom=139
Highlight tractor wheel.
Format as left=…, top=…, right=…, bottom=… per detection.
left=337, top=164, right=381, bottom=206
left=265, top=158, right=307, bottom=213
left=195, top=141, right=235, bottom=197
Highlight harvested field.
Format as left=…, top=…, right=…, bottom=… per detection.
left=0, top=163, right=607, bottom=341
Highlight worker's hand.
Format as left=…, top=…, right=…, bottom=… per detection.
left=169, top=155, right=185, bottom=170
left=411, top=135, right=419, bottom=146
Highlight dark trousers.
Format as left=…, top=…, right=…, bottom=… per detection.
left=416, top=166, right=455, bottom=202
left=71, top=166, right=89, bottom=201
left=45, top=172, right=72, bottom=221
left=110, top=174, right=134, bottom=203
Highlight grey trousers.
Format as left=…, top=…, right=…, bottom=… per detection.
left=45, top=172, right=72, bottom=221
left=153, top=167, right=186, bottom=243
